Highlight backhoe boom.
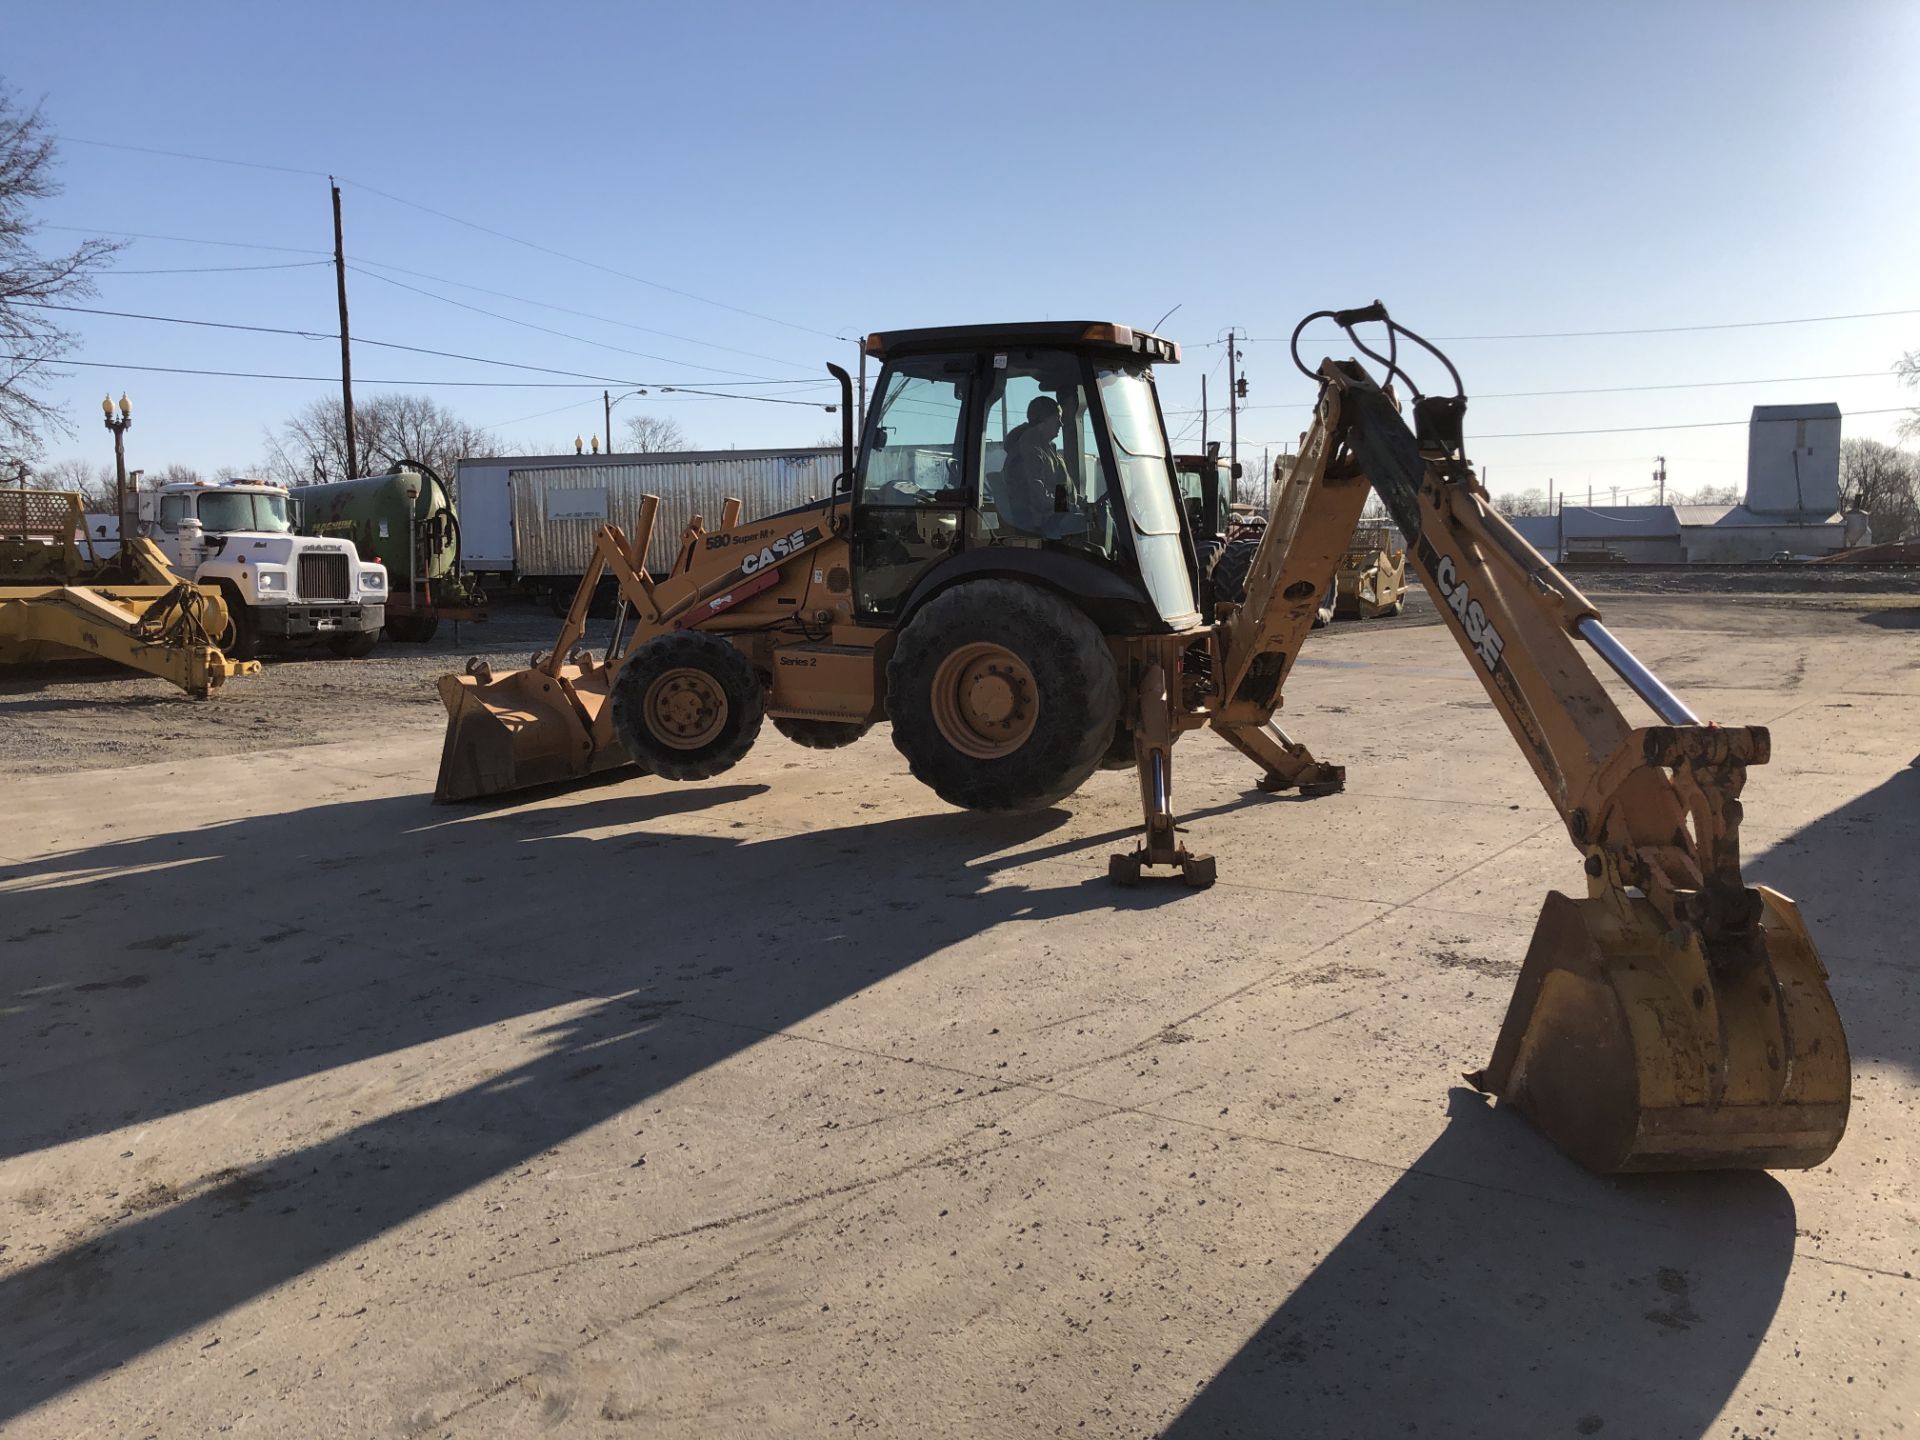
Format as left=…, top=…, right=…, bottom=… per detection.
left=1202, top=316, right=1849, bottom=1172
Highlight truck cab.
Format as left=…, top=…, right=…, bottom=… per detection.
left=144, top=479, right=387, bottom=658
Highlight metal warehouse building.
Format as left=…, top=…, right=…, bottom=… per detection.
left=1511, top=403, right=1864, bottom=562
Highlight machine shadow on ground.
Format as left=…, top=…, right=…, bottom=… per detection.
left=0, top=774, right=1231, bottom=1423
left=1160, top=1091, right=1796, bottom=1440
left=1744, top=764, right=1919, bottom=1078
left=1158, top=767, right=1918, bottom=1440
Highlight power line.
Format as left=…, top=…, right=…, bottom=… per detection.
left=57, top=135, right=329, bottom=178
left=18, top=300, right=670, bottom=384
left=1163, top=369, right=1904, bottom=416
left=346, top=264, right=809, bottom=382
left=39, top=223, right=329, bottom=256
left=349, top=255, right=818, bottom=369
left=104, top=259, right=334, bottom=276
left=56, top=135, right=848, bottom=341
left=1472, top=407, right=1911, bottom=439
left=0, top=352, right=836, bottom=394
left=1224, top=305, right=1920, bottom=345
left=343, top=179, right=846, bottom=342
left=1236, top=406, right=1912, bottom=450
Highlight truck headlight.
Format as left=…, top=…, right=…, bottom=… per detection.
left=361, top=570, right=386, bottom=592
left=256, top=569, right=287, bottom=591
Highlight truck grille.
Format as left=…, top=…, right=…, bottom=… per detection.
left=297, top=552, right=350, bottom=601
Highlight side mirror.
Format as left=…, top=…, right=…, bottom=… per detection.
left=870, top=427, right=890, bottom=451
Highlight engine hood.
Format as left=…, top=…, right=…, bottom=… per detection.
left=210, top=533, right=356, bottom=566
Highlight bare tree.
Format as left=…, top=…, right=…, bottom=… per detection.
left=1493, top=488, right=1551, bottom=516
left=31, top=456, right=113, bottom=509
left=0, top=86, right=120, bottom=473
left=1840, top=437, right=1919, bottom=543
left=1899, top=350, right=1920, bottom=444
left=621, top=414, right=692, bottom=453
left=1671, top=484, right=1742, bottom=506
left=155, top=462, right=203, bottom=487
left=265, top=392, right=497, bottom=486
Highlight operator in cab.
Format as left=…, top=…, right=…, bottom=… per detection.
left=995, top=395, right=1080, bottom=538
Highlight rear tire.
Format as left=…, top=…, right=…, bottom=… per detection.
left=887, top=579, right=1119, bottom=812
left=384, top=613, right=440, bottom=643
left=772, top=716, right=871, bottom=750
left=328, top=630, right=379, bottom=659
left=611, top=630, right=764, bottom=780
left=1207, top=535, right=1260, bottom=606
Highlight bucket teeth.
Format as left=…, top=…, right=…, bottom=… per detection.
left=1472, top=888, right=1850, bottom=1173
left=433, top=666, right=627, bottom=803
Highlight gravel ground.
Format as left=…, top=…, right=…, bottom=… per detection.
left=2, top=577, right=1914, bottom=777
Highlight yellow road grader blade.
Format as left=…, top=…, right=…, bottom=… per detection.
left=2, top=493, right=257, bottom=699
left=1471, top=887, right=1849, bottom=1172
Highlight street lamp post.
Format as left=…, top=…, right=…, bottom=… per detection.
left=604, top=388, right=649, bottom=454
left=102, top=393, right=132, bottom=550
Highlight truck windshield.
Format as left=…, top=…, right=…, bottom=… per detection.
left=197, top=492, right=291, bottom=534
left=1096, top=364, right=1198, bottom=625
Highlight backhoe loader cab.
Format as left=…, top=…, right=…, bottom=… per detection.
left=853, top=322, right=1201, bottom=632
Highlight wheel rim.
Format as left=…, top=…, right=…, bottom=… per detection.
left=643, top=667, right=728, bottom=749
left=930, top=642, right=1038, bottom=759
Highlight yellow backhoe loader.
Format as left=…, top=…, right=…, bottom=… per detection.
left=0, top=490, right=256, bottom=698
left=435, top=309, right=1848, bottom=1175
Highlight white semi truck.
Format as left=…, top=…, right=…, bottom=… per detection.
left=140, top=478, right=388, bottom=657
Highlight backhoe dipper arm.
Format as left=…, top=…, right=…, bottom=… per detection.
left=1209, top=306, right=1848, bottom=1174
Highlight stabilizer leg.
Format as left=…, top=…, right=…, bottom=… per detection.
left=1216, top=720, right=1346, bottom=796
left=1109, top=659, right=1214, bottom=889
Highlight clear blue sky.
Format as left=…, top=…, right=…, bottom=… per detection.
left=9, top=0, right=1919, bottom=501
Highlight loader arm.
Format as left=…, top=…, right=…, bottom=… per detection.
left=1202, top=309, right=1848, bottom=1173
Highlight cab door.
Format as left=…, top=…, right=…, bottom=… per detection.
left=850, top=353, right=974, bottom=623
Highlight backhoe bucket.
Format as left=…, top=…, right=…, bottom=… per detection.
left=1471, top=886, right=1849, bottom=1173
left=434, top=662, right=630, bottom=802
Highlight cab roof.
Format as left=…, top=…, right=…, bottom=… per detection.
left=865, top=322, right=1179, bottom=365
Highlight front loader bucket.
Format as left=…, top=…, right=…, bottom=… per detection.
left=434, top=663, right=630, bottom=802
left=1471, top=887, right=1849, bottom=1173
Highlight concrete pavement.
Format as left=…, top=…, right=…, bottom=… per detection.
left=1, top=598, right=1913, bottom=1437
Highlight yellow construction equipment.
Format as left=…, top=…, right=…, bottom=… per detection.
left=0, top=490, right=257, bottom=698
left=435, top=309, right=1848, bottom=1175
left=1332, top=520, right=1408, bottom=618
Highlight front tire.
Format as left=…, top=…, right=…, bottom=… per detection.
left=384, top=613, right=440, bottom=643
left=611, top=630, right=764, bottom=781
left=328, top=630, right=379, bottom=659
left=218, top=585, right=261, bottom=661
left=887, top=579, right=1119, bottom=812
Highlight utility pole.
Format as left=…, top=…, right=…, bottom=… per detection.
left=1654, top=455, right=1667, bottom=506
left=1199, top=373, right=1209, bottom=455
left=1547, top=477, right=1554, bottom=513
left=604, top=390, right=612, bottom=455
left=1226, top=329, right=1241, bottom=489
left=330, top=178, right=357, bottom=480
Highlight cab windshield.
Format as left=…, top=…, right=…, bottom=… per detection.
left=197, top=491, right=292, bottom=534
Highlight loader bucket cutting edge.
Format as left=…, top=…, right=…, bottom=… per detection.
left=1470, top=886, right=1849, bottom=1173
left=433, top=666, right=630, bottom=802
